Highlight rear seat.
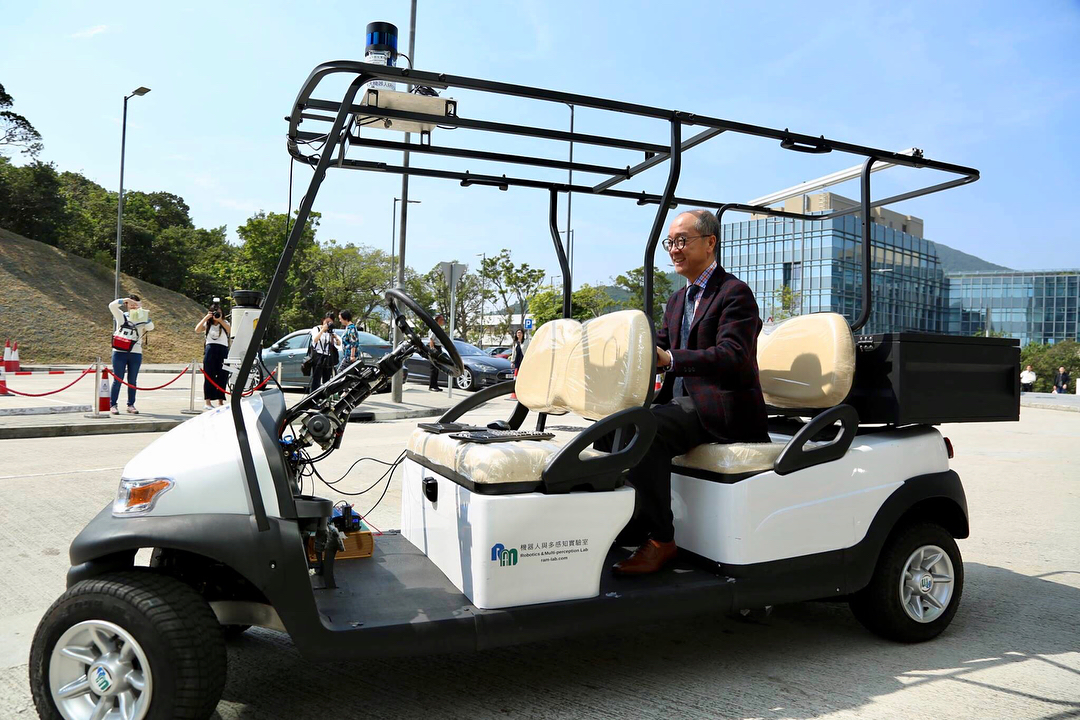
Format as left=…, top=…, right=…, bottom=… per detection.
left=672, top=312, right=855, bottom=477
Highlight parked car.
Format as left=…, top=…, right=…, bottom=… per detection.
left=405, top=339, right=514, bottom=391
left=261, top=328, right=393, bottom=390
left=486, top=346, right=511, bottom=357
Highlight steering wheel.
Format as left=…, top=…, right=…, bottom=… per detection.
left=385, top=288, right=464, bottom=378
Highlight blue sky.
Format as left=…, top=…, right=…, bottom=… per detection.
left=2, top=0, right=1078, bottom=287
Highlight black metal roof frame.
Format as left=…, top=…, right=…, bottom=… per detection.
left=229, top=60, right=980, bottom=532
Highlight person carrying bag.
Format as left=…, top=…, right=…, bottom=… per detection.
left=108, top=295, right=154, bottom=414
left=308, top=312, right=342, bottom=393
left=196, top=302, right=231, bottom=410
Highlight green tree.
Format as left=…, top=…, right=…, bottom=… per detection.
left=612, top=265, right=672, bottom=324
left=409, top=264, right=492, bottom=343
left=529, top=283, right=616, bottom=328
left=0, top=159, right=69, bottom=244
left=1019, top=340, right=1080, bottom=393
left=479, top=250, right=546, bottom=342
left=770, top=284, right=802, bottom=322
left=0, top=83, right=43, bottom=157
left=315, top=241, right=393, bottom=330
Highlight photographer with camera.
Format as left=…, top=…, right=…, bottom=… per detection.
left=309, top=311, right=343, bottom=393
left=195, top=301, right=231, bottom=410
left=108, top=294, right=154, bottom=414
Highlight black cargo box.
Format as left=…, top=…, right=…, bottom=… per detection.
left=846, top=333, right=1020, bottom=425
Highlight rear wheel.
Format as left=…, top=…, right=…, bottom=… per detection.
left=30, top=571, right=226, bottom=720
left=456, top=368, right=475, bottom=391
left=849, top=522, right=963, bottom=642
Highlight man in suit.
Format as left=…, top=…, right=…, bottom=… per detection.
left=614, top=209, right=770, bottom=575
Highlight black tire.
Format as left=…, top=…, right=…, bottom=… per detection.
left=30, top=570, right=226, bottom=720
left=849, top=522, right=964, bottom=643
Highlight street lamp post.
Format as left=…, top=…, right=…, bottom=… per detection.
left=476, top=252, right=486, bottom=349
left=565, top=103, right=574, bottom=282
left=114, top=86, right=150, bottom=299
left=391, top=197, right=420, bottom=281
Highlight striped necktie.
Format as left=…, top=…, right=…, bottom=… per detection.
left=672, top=284, right=700, bottom=397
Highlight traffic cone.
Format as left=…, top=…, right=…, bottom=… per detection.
left=11, top=341, right=20, bottom=372
left=98, top=369, right=111, bottom=412
left=0, top=364, right=8, bottom=396
left=2, top=339, right=10, bottom=373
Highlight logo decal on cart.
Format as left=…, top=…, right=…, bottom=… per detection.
left=92, top=666, right=112, bottom=694
left=490, top=543, right=518, bottom=566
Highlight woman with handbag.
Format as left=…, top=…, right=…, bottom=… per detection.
left=108, top=295, right=154, bottom=414
left=195, top=302, right=231, bottom=410
left=308, top=312, right=342, bottom=393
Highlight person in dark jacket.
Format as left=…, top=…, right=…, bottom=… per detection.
left=1053, top=366, right=1071, bottom=394
left=613, top=209, right=769, bottom=576
left=511, top=328, right=528, bottom=371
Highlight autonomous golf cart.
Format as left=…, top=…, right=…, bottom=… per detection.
left=29, top=60, right=1020, bottom=720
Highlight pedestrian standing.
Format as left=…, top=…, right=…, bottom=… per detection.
left=1053, top=366, right=1071, bottom=394
left=338, top=309, right=360, bottom=373
left=428, top=314, right=446, bottom=392
left=196, top=303, right=231, bottom=410
left=309, top=312, right=342, bottom=393
left=108, top=295, right=154, bottom=414
left=510, top=327, right=529, bottom=398
left=1020, top=365, right=1036, bottom=393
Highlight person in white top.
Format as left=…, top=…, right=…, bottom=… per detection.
left=1020, top=365, right=1036, bottom=393
left=309, top=311, right=343, bottom=393
left=195, top=302, right=232, bottom=410
left=108, top=295, right=155, bottom=414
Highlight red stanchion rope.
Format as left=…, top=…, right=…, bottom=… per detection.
left=106, top=365, right=191, bottom=391
left=3, top=367, right=95, bottom=397
left=200, top=367, right=277, bottom=397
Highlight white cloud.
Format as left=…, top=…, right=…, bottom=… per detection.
left=71, top=25, right=108, bottom=39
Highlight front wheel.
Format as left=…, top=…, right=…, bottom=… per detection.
left=849, top=522, right=964, bottom=642
left=30, top=571, right=226, bottom=720
left=456, top=368, right=475, bottom=391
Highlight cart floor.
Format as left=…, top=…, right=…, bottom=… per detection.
left=311, top=532, right=737, bottom=649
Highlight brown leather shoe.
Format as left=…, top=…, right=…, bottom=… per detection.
left=613, top=538, right=678, bottom=576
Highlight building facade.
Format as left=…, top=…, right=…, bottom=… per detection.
left=946, top=270, right=1080, bottom=346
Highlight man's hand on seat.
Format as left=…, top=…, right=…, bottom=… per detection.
left=656, top=346, right=672, bottom=371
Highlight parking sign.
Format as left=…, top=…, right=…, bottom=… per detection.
left=524, top=318, right=533, bottom=330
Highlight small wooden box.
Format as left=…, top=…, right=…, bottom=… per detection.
left=307, top=529, right=374, bottom=562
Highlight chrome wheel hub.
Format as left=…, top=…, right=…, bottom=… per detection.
left=50, top=620, right=152, bottom=720
left=899, top=544, right=954, bottom=623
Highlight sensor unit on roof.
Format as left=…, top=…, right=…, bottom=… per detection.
left=356, top=89, right=457, bottom=137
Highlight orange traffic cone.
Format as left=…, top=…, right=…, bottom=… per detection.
left=11, top=341, right=20, bottom=372
left=2, top=339, right=10, bottom=373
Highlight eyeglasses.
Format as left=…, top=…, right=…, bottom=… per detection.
left=662, top=234, right=712, bottom=252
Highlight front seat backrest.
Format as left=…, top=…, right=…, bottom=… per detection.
left=757, top=312, right=855, bottom=409
left=516, top=310, right=652, bottom=421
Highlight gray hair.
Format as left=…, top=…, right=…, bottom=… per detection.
left=683, top=209, right=720, bottom=255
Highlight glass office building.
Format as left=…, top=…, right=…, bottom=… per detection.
left=946, top=271, right=1080, bottom=346
left=720, top=214, right=947, bottom=334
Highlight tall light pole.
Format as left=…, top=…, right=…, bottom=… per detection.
left=476, top=252, right=486, bottom=349
left=565, top=103, right=574, bottom=283
left=114, top=86, right=150, bottom=299
left=392, top=0, right=418, bottom=404
left=390, top=197, right=420, bottom=280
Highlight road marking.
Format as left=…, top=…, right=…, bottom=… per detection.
left=0, top=466, right=123, bottom=480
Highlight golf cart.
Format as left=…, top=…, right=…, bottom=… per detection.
left=29, top=61, right=1020, bottom=720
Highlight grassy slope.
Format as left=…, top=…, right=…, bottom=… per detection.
left=0, top=228, right=210, bottom=363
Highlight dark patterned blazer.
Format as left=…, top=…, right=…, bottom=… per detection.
left=655, top=267, right=770, bottom=443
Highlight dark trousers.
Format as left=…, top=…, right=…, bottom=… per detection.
left=203, top=343, right=229, bottom=401
left=599, top=397, right=716, bottom=543
left=1021, top=383, right=1033, bottom=393
left=429, top=363, right=441, bottom=389
left=309, top=355, right=334, bottom=394
left=110, top=351, right=142, bottom=407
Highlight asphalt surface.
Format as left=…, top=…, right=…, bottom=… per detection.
left=0, top=404, right=1077, bottom=719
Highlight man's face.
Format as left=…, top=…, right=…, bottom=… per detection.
left=667, top=213, right=716, bottom=279
left=1060, top=367, right=1066, bottom=373
left=1026, top=366, right=1032, bottom=371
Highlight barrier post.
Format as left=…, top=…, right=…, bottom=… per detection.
left=84, top=359, right=105, bottom=418
left=181, top=359, right=201, bottom=415
left=277, top=362, right=283, bottom=387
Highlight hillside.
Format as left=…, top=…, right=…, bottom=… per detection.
left=930, top=241, right=1012, bottom=274
left=0, top=228, right=211, bottom=363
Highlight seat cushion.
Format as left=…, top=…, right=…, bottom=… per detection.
left=516, top=310, right=652, bottom=421
left=407, top=427, right=604, bottom=487
left=757, top=313, right=855, bottom=409
left=672, top=440, right=786, bottom=475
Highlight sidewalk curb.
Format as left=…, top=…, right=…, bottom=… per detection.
left=0, top=419, right=183, bottom=440
left=1021, top=399, right=1080, bottom=414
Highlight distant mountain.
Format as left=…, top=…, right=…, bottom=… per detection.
left=930, top=241, right=1012, bottom=274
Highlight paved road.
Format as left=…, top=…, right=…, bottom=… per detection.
left=0, top=405, right=1077, bottom=719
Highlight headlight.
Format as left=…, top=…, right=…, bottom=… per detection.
left=113, top=477, right=174, bottom=516
left=474, top=363, right=496, bottom=372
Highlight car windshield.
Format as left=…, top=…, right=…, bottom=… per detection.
left=453, top=340, right=485, bottom=356
left=357, top=331, right=390, bottom=345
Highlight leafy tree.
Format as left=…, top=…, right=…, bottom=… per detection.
left=612, top=265, right=672, bottom=324
left=0, top=159, right=69, bottom=244
left=529, top=283, right=616, bottom=327
left=1019, top=340, right=1080, bottom=393
left=770, top=284, right=802, bottom=322
left=409, top=264, right=492, bottom=343
left=479, top=249, right=546, bottom=342
left=315, top=241, right=393, bottom=330
left=0, top=83, right=43, bottom=157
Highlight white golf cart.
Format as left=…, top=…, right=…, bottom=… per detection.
left=29, top=61, right=1019, bottom=720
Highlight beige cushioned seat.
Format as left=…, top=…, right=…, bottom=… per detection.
left=674, top=313, right=855, bottom=475
left=408, top=310, right=653, bottom=486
